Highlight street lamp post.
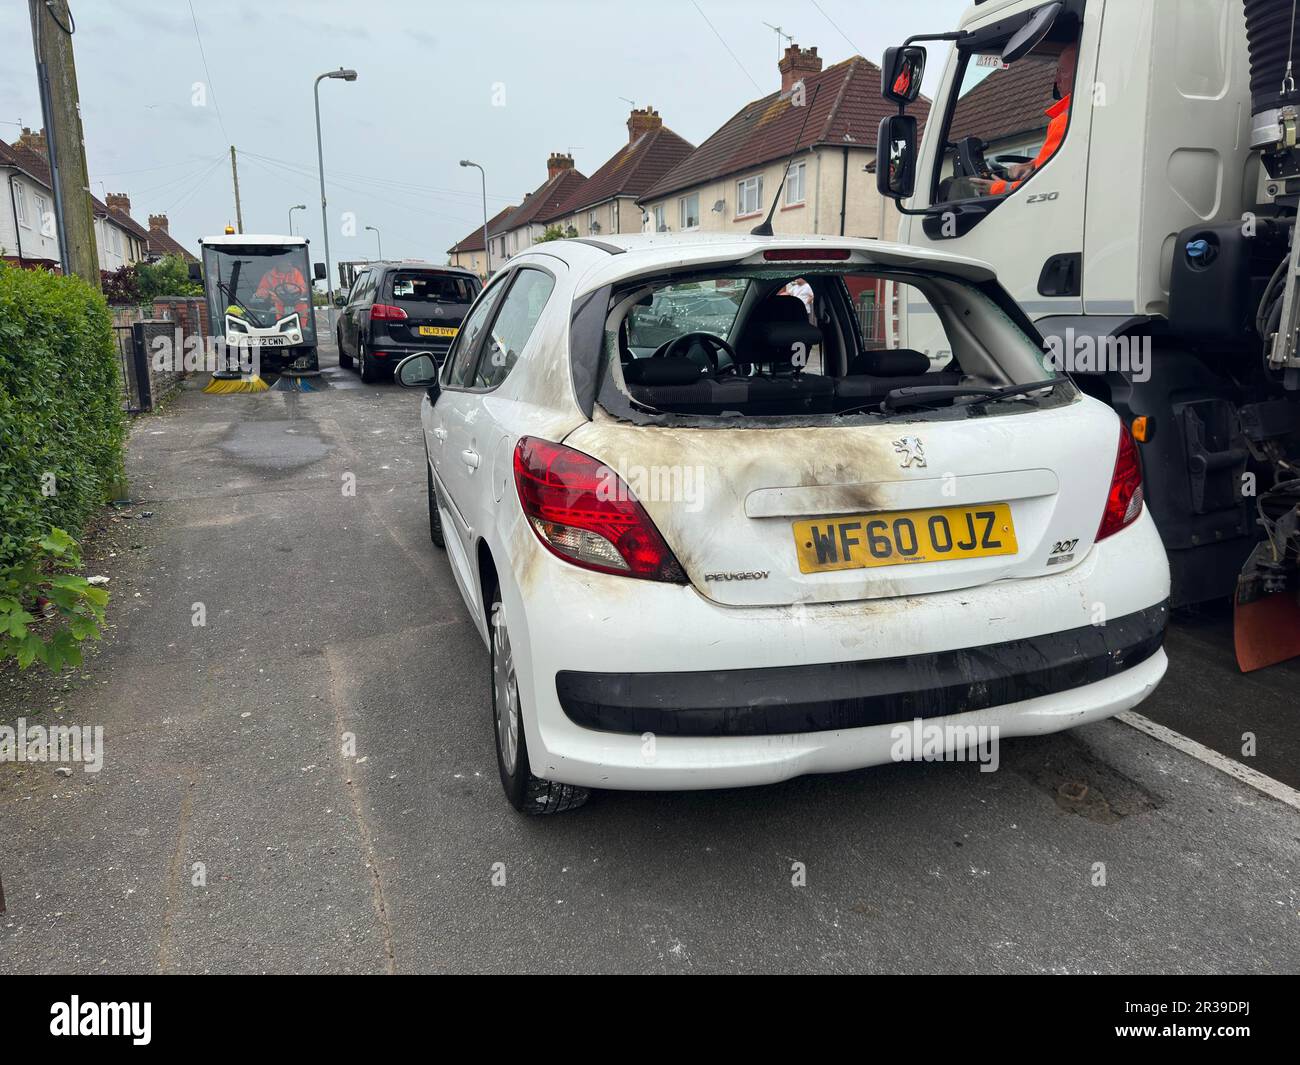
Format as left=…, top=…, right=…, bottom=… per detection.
left=365, top=224, right=382, bottom=261
left=288, top=203, right=306, bottom=235
left=460, top=159, right=490, bottom=279
left=314, top=67, right=357, bottom=316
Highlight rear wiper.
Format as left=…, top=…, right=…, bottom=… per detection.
left=878, top=378, right=1060, bottom=412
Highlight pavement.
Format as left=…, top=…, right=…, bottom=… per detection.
left=1, top=338, right=1298, bottom=974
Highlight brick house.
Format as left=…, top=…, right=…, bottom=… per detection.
left=447, top=203, right=517, bottom=279
left=544, top=108, right=694, bottom=239
left=492, top=153, right=588, bottom=260
left=638, top=44, right=930, bottom=242
left=0, top=129, right=62, bottom=270
left=144, top=213, right=198, bottom=263
left=96, top=192, right=150, bottom=272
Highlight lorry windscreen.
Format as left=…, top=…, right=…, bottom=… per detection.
left=210, top=246, right=311, bottom=327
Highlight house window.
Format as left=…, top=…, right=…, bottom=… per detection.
left=34, top=194, right=49, bottom=235
left=679, top=193, right=700, bottom=230
left=737, top=175, right=763, bottom=216
left=785, top=161, right=806, bottom=206
left=653, top=204, right=667, bottom=232
left=588, top=209, right=600, bottom=234
left=14, top=181, right=28, bottom=227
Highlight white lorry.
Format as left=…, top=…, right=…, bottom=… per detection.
left=875, top=0, right=1300, bottom=669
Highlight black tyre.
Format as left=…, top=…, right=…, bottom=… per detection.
left=426, top=463, right=445, bottom=549
left=489, top=584, right=589, bottom=816
left=358, top=340, right=381, bottom=383
left=337, top=327, right=354, bottom=369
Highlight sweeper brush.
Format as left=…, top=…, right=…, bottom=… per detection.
left=268, top=373, right=327, bottom=393
left=203, top=373, right=270, bottom=395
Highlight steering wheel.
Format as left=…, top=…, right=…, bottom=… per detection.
left=270, top=281, right=305, bottom=301
left=651, top=331, right=738, bottom=376
left=954, top=135, right=1009, bottom=181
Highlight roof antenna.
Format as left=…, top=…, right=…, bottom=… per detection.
left=751, top=82, right=821, bottom=236
left=762, top=21, right=794, bottom=59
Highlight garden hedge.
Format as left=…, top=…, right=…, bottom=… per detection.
left=0, top=263, right=125, bottom=570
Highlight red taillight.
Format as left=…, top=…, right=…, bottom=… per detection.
left=370, top=303, right=407, bottom=321
left=1096, top=422, right=1145, bottom=541
left=513, top=437, right=686, bottom=583
left=762, top=248, right=852, bottom=261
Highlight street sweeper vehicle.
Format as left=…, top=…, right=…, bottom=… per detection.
left=874, top=0, right=1300, bottom=670
left=194, top=234, right=326, bottom=392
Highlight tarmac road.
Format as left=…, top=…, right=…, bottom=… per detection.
left=1, top=337, right=1297, bottom=974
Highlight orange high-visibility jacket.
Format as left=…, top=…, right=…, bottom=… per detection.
left=990, top=94, right=1071, bottom=196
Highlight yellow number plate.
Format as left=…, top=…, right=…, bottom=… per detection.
left=418, top=325, right=458, bottom=337
left=793, top=503, right=1018, bottom=573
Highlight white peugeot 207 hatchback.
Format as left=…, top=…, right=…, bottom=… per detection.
left=395, top=234, right=1169, bottom=815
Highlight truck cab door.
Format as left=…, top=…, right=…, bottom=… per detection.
left=899, top=1, right=1099, bottom=344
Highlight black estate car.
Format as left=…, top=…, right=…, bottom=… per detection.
left=336, top=262, right=481, bottom=382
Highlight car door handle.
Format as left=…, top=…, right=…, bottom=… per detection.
left=433, top=428, right=447, bottom=441
left=461, top=448, right=480, bottom=469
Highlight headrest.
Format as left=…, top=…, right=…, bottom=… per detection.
left=739, top=294, right=822, bottom=365
left=857, top=348, right=931, bottom=377
left=623, top=358, right=707, bottom=386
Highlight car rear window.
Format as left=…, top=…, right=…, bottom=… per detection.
left=598, top=265, right=1069, bottom=423
left=390, top=272, right=477, bottom=304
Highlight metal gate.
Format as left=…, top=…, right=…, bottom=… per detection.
left=114, top=322, right=153, bottom=414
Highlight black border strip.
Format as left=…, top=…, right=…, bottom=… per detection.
left=556, top=601, right=1167, bottom=736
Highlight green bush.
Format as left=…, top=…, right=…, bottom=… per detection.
left=0, top=263, right=124, bottom=668
left=137, top=255, right=202, bottom=301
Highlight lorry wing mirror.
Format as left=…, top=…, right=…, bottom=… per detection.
left=881, top=46, right=926, bottom=105
left=188, top=261, right=202, bottom=282
left=876, top=114, right=919, bottom=201
left=313, top=261, right=327, bottom=281
left=1002, top=1, right=1063, bottom=64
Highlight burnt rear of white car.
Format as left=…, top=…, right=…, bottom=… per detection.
left=526, top=252, right=1146, bottom=610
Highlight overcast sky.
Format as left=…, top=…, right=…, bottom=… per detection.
left=0, top=0, right=968, bottom=267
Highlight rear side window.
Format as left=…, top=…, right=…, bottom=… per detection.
left=845, top=274, right=952, bottom=369
left=348, top=271, right=370, bottom=305
left=474, top=268, right=555, bottom=389
left=444, top=278, right=508, bottom=388
left=390, top=271, right=477, bottom=304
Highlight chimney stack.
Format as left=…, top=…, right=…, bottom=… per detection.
left=779, top=44, right=822, bottom=93
left=546, top=152, right=575, bottom=179
left=16, top=127, right=47, bottom=158
left=149, top=213, right=170, bottom=232
left=106, top=192, right=132, bottom=214
left=627, top=106, right=663, bottom=143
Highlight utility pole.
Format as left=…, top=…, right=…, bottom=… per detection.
left=230, top=145, right=243, bottom=233
left=28, top=0, right=98, bottom=286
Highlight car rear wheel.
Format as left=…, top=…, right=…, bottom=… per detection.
left=426, top=463, right=445, bottom=549
left=489, top=584, right=589, bottom=816
left=337, top=327, right=354, bottom=369
left=358, top=341, right=380, bottom=383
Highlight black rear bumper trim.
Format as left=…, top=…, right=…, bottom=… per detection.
left=555, top=602, right=1168, bottom=737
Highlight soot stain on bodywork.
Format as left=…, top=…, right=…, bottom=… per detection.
left=565, top=414, right=905, bottom=600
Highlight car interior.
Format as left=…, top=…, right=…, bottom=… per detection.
left=606, top=270, right=974, bottom=417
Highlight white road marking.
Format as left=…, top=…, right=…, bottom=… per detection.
left=1116, top=710, right=1300, bottom=812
